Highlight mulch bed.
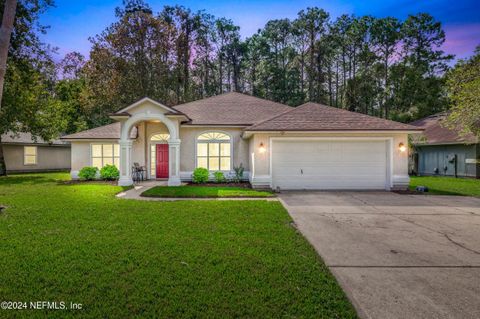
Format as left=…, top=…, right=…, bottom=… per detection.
left=186, top=182, right=252, bottom=188
left=393, top=190, right=427, bottom=195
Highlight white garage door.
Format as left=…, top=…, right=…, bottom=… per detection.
left=272, top=139, right=388, bottom=190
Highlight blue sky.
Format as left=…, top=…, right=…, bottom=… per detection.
left=39, top=0, right=480, bottom=61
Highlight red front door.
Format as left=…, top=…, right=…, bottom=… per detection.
left=156, top=144, right=169, bottom=179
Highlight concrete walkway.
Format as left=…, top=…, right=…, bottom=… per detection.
left=279, top=191, right=480, bottom=319
left=116, top=180, right=168, bottom=200
left=116, top=181, right=278, bottom=201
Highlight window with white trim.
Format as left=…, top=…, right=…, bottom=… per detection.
left=24, top=146, right=37, bottom=165
left=91, top=144, right=120, bottom=168
left=196, top=132, right=231, bottom=171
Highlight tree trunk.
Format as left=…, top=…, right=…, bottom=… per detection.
left=328, top=63, right=333, bottom=106
left=335, top=59, right=339, bottom=107
left=0, top=0, right=17, bottom=176
left=219, top=54, right=223, bottom=93
left=384, top=52, right=389, bottom=119
left=308, top=31, right=315, bottom=101
left=0, top=135, right=5, bottom=176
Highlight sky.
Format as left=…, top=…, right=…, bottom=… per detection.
left=39, top=0, right=480, bottom=61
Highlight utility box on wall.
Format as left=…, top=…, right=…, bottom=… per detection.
left=414, top=144, right=479, bottom=178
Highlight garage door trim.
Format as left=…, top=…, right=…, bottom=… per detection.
left=269, top=137, right=394, bottom=190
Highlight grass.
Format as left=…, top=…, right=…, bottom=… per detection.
left=0, top=173, right=356, bottom=318
left=409, top=175, right=480, bottom=197
left=141, top=185, right=274, bottom=198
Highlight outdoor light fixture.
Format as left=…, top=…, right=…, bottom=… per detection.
left=259, top=142, right=266, bottom=153
left=398, top=142, right=406, bottom=152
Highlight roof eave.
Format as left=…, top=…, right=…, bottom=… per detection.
left=242, top=129, right=423, bottom=138
left=413, top=141, right=479, bottom=146
left=60, top=137, right=120, bottom=141
left=244, top=129, right=423, bottom=133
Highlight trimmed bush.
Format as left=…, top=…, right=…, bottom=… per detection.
left=232, top=163, right=244, bottom=183
left=78, top=166, right=98, bottom=181
left=100, top=164, right=119, bottom=180
left=192, top=167, right=209, bottom=184
left=213, top=171, right=226, bottom=183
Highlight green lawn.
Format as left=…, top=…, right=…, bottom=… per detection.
left=142, top=185, right=274, bottom=198
left=0, top=173, right=356, bottom=318
left=409, top=176, right=480, bottom=197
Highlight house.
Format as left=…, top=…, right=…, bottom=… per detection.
left=410, top=113, right=479, bottom=178
left=61, top=92, right=421, bottom=190
left=2, top=131, right=71, bottom=173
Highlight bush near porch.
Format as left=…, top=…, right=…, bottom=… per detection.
left=0, top=173, right=356, bottom=318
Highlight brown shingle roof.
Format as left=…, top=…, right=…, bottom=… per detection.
left=246, top=102, right=422, bottom=131
left=61, top=122, right=137, bottom=140
left=410, top=113, right=478, bottom=145
left=2, top=131, right=68, bottom=145
left=173, top=92, right=293, bottom=125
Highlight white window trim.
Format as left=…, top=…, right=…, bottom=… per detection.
left=195, top=130, right=233, bottom=172
left=23, top=146, right=37, bottom=166
left=90, top=143, right=120, bottom=169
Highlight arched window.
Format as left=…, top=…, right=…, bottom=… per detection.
left=150, top=133, right=170, bottom=142
left=197, top=132, right=231, bottom=171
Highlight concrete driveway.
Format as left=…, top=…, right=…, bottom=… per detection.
left=279, top=191, right=480, bottom=319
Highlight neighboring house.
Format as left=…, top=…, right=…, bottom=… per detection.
left=410, top=113, right=479, bottom=178
left=61, top=92, right=421, bottom=190
left=2, top=132, right=71, bottom=173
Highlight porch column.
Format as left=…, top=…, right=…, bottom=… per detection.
left=118, top=139, right=133, bottom=186
left=167, top=138, right=181, bottom=186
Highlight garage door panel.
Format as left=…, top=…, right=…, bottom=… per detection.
left=272, top=140, right=388, bottom=190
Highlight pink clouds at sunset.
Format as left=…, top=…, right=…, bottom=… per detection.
left=442, top=23, right=480, bottom=60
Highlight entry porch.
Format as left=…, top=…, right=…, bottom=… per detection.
left=113, top=99, right=185, bottom=187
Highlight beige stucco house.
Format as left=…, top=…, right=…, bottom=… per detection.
left=2, top=132, right=70, bottom=173
left=62, top=92, right=421, bottom=190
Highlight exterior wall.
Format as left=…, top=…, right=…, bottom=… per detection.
left=70, top=140, right=116, bottom=179
left=4, top=144, right=70, bottom=173
left=415, top=143, right=479, bottom=178
left=69, top=125, right=251, bottom=181
left=178, top=126, right=250, bottom=180
left=248, top=132, right=410, bottom=189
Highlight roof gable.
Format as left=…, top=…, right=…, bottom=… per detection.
left=114, top=97, right=181, bottom=116
left=246, top=102, right=422, bottom=132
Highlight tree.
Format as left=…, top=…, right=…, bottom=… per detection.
left=1, top=0, right=68, bottom=175
left=77, top=2, right=456, bottom=127
left=85, top=0, right=177, bottom=124
left=0, top=0, right=16, bottom=175
left=371, top=17, right=401, bottom=118
left=296, top=8, right=329, bottom=101
left=55, top=52, right=89, bottom=134
left=444, top=46, right=480, bottom=137
left=388, top=13, right=452, bottom=121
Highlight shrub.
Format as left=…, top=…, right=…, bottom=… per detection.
left=192, top=167, right=209, bottom=183
left=78, top=166, right=98, bottom=181
left=213, top=171, right=226, bottom=183
left=232, top=163, right=244, bottom=183
left=100, top=164, right=119, bottom=180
